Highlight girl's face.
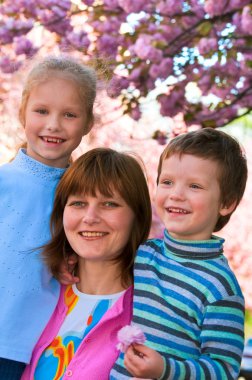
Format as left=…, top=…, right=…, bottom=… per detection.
left=24, top=76, right=88, bottom=168
left=63, top=190, right=135, bottom=265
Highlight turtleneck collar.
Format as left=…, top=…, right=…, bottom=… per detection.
left=163, top=229, right=224, bottom=260
left=12, top=148, right=66, bottom=180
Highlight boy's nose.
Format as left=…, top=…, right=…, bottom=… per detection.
left=169, top=186, right=185, bottom=201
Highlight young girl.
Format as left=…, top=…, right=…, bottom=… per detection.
left=0, top=55, right=97, bottom=379
left=21, top=147, right=152, bottom=380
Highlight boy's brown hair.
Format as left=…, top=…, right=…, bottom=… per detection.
left=157, top=128, right=248, bottom=231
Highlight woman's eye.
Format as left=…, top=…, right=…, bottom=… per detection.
left=103, top=201, right=119, bottom=208
left=70, top=201, right=85, bottom=207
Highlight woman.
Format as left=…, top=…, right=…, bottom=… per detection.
left=22, top=147, right=152, bottom=380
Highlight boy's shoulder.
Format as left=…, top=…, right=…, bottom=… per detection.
left=137, top=237, right=164, bottom=258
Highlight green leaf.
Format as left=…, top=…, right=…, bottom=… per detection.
left=197, top=21, right=212, bottom=36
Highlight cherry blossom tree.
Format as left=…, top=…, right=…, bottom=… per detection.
left=1, top=0, right=252, bottom=130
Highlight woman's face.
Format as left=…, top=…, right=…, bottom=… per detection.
left=63, top=190, right=135, bottom=264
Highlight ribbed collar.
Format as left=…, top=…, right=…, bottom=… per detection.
left=163, top=229, right=224, bottom=260
left=12, top=149, right=66, bottom=180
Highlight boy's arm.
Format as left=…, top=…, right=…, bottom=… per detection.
left=57, top=254, right=79, bottom=285
left=161, top=296, right=244, bottom=380
left=125, top=296, right=244, bottom=380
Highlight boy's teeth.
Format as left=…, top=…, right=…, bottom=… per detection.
left=80, top=232, right=106, bottom=237
left=168, top=207, right=188, bottom=214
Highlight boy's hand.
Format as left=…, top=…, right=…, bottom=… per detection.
left=57, top=254, right=79, bottom=285
left=124, top=343, right=164, bottom=379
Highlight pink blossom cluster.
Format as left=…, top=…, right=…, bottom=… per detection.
left=1, top=0, right=252, bottom=128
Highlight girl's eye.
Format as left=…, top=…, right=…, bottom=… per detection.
left=65, top=112, right=76, bottom=118
left=35, top=109, right=48, bottom=115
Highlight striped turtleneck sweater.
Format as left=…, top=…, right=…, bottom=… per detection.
left=110, top=230, right=244, bottom=380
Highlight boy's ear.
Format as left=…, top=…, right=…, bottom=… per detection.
left=219, top=201, right=237, bottom=216
left=83, top=121, right=92, bottom=136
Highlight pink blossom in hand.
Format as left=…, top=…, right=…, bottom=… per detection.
left=117, top=324, right=146, bottom=353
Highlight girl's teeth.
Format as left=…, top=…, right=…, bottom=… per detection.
left=44, top=137, right=63, bottom=143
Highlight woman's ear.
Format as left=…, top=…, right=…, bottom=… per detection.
left=219, top=201, right=237, bottom=216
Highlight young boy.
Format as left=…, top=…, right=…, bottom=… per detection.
left=110, top=128, right=247, bottom=380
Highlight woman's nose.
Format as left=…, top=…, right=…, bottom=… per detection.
left=82, top=206, right=100, bottom=225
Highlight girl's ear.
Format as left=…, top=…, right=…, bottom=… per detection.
left=219, top=201, right=237, bottom=216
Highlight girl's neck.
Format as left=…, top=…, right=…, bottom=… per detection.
left=76, top=260, right=130, bottom=295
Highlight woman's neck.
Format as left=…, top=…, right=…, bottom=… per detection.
left=76, top=260, right=131, bottom=295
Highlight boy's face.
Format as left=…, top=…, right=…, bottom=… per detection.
left=155, top=153, right=229, bottom=241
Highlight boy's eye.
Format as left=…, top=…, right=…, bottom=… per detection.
left=162, top=179, right=173, bottom=186
left=65, top=112, right=76, bottom=118
left=190, top=184, right=202, bottom=189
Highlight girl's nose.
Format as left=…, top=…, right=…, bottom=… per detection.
left=46, top=115, right=61, bottom=132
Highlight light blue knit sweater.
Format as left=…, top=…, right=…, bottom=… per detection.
left=0, top=149, right=65, bottom=363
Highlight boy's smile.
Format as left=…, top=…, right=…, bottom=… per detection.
left=155, top=153, right=230, bottom=241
